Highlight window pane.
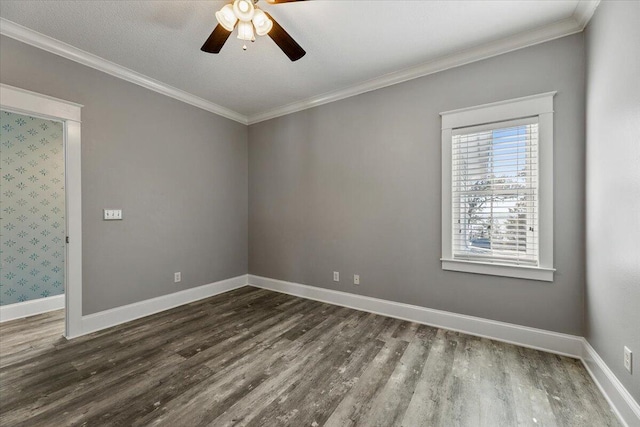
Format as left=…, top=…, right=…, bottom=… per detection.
left=452, top=121, right=538, bottom=266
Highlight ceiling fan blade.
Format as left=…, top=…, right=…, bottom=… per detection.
left=264, top=12, right=306, bottom=61
left=265, top=0, right=306, bottom=3
left=201, top=25, right=232, bottom=54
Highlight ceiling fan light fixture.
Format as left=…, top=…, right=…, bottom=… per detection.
left=233, top=0, right=255, bottom=22
left=215, top=4, right=237, bottom=32
left=252, top=9, right=273, bottom=36
left=203, top=0, right=306, bottom=61
left=237, top=20, right=255, bottom=41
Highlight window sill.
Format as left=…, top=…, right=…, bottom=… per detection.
left=441, top=258, right=555, bottom=282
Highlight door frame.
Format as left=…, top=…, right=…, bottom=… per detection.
left=0, top=83, right=83, bottom=338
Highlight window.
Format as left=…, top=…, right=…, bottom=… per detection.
left=452, top=118, right=539, bottom=265
left=440, top=93, right=555, bottom=281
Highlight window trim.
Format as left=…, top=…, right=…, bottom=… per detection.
left=440, top=92, right=556, bottom=282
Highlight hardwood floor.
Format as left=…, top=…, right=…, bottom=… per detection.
left=0, top=287, right=619, bottom=426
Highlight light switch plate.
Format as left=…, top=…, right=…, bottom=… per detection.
left=624, top=346, right=632, bottom=373
left=103, top=209, right=123, bottom=220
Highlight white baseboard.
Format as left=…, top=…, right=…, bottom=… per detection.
left=66, top=274, right=248, bottom=339
left=9, top=274, right=634, bottom=425
left=581, top=339, right=640, bottom=427
left=248, top=275, right=583, bottom=358
left=248, top=274, right=639, bottom=427
left=0, top=294, right=65, bottom=322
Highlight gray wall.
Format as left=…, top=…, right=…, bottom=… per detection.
left=585, top=1, right=640, bottom=401
left=2, top=9, right=637, bottom=399
left=249, top=34, right=586, bottom=335
left=0, top=36, right=248, bottom=315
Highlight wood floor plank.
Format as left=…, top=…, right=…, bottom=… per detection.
left=324, top=339, right=410, bottom=427
left=563, top=356, right=619, bottom=427
left=399, top=328, right=457, bottom=427
left=0, top=287, right=621, bottom=427
left=246, top=314, right=390, bottom=427
left=145, top=309, right=363, bottom=426
left=353, top=333, right=434, bottom=426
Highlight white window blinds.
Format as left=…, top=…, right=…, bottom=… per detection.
left=451, top=117, right=539, bottom=266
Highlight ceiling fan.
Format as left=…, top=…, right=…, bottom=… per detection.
left=201, top=0, right=306, bottom=61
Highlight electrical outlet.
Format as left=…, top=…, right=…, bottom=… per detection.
left=174, top=272, right=181, bottom=283
left=354, top=274, right=360, bottom=285
left=333, top=271, right=339, bottom=282
left=624, top=347, right=632, bottom=373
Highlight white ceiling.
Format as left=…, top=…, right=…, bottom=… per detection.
left=0, top=1, right=595, bottom=123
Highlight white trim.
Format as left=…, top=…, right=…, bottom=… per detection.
left=1, top=1, right=598, bottom=127
left=440, top=91, right=556, bottom=130
left=0, top=18, right=247, bottom=125
left=248, top=275, right=583, bottom=358
left=440, top=92, right=555, bottom=281
left=0, top=84, right=83, bottom=340
left=247, top=275, right=638, bottom=426
left=0, top=84, right=82, bottom=121
left=441, top=127, right=453, bottom=265
left=246, top=13, right=585, bottom=124
left=581, top=339, right=640, bottom=427
left=4, top=274, right=635, bottom=425
left=0, top=295, right=65, bottom=322
left=573, top=0, right=601, bottom=29
left=64, top=119, right=82, bottom=338
left=538, top=110, right=554, bottom=271
left=441, top=259, right=555, bottom=282
left=66, top=274, right=248, bottom=339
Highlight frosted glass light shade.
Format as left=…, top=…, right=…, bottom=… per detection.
left=252, top=9, right=273, bottom=36
left=237, top=21, right=254, bottom=41
left=215, top=4, right=237, bottom=32
left=233, top=0, right=255, bottom=22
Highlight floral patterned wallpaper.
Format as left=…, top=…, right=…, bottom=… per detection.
left=1, top=110, right=65, bottom=306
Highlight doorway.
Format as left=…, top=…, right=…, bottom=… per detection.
left=0, top=110, right=66, bottom=306
left=0, top=84, right=82, bottom=338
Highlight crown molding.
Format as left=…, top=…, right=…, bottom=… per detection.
left=573, top=0, right=601, bottom=30
left=0, top=18, right=249, bottom=125
left=247, top=0, right=600, bottom=125
left=1, top=1, right=600, bottom=127
left=248, top=16, right=587, bottom=124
